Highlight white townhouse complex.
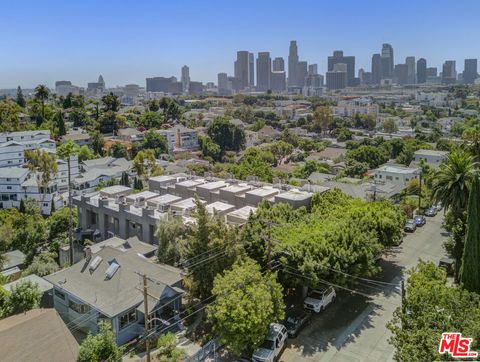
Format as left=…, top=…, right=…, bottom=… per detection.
left=332, top=98, right=379, bottom=118
left=0, top=130, right=55, bottom=168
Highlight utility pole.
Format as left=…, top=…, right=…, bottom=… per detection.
left=266, top=220, right=272, bottom=270
left=418, top=171, right=422, bottom=212
left=68, top=156, right=73, bottom=265
left=142, top=274, right=151, bottom=362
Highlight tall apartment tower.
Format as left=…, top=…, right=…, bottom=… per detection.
left=442, top=60, right=457, bottom=84
left=417, top=58, right=427, bottom=84
left=234, top=51, right=250, bottom=90
left=217, top=73, right=229, bottom=95
left=463, top=59, right=478, bottom=84
left=249, top=53, right=255, bottom=87
left=273, top=57, right=285, bottom=71
left=297, top=61, right=308, bottom=87
left=371, top=53, right=381, bottom=84
left=406, top=56, right=416, bottom=84
left=308, top=64, right=318, bottom=75
left=181, top=65, right=190, bottom=93
left=256, top=52, right=272, bottom=92
left=380, top=44, right=394, bottom=80
left=288, top=40, right=299, bottom=87
left=328, top=51, right=355, bottom=86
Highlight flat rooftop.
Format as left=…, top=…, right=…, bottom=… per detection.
left=147, top=194, right=182, bottom=207
left=220, top=183, right=251, bottom=193
left=246, top=186, right=279, bottom=197
left=125, top=191, right=158, bottom=202
left=375, top=165, right=419, bottom=174
left=196, top=180, right=228, bottom=190
left=99, top=185, right=132, bottom=197
left=276, top=189, right=313, bottom=201
left=175, top=179, right=206, bottom=188
left=206, top=201, right=235, bottom=214
left=227, top=206, right=258, bottom=220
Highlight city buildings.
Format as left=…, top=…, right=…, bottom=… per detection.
left=417, top=58, right=427, bottom=84
left=288, top=40, right=299, bottom=87
left=381, top=43, right=394, bottom=80
left=217, top=72, right=230, bottom=95
left=234, top=51, right=251, bottom=91
left=328, top=51, right=355, bottom=87
left=406, top=56, right=416, bottom=84
left=326, top=63, right=347, bottom=90
left=146, top=76, right=177, bottom=93
left=256, top=52, right=272, bottom=92
left=273, top=57, right=285, bottom=71
left=371, top=53, right=381, bottom=84
left=181, top=65, right=190, bottom=93
left=270, top=71, right=287, bottom=93
left=442, top=60, right=457, bottom=84
left=332, top=98, right=379, bottom=118
left=463, top=59, right=478, bottom=84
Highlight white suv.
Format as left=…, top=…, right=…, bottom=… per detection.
left=252, top=323, right=288, bottom=362
left=303, top=287, right=336, bottom=313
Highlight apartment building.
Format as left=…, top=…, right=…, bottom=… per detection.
left=0, top=130, right=55, bottom=168
left=157, top=125, right=199, bottom=152
left=412, top=149, right=448, bottom=168
left=332, top=98, right=379, bottom=118
left=373, top=164, right=420, bottom=187
left=73, top=174, right=315, bottom=244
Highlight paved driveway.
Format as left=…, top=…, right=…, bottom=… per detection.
left=280, top=212, right=448, bottom=362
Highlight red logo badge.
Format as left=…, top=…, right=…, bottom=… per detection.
left=439, top=333, right=478, bottom=358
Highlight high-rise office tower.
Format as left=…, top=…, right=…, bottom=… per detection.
left=417, top=58, right=427, bottom=84
left=427, top=67, right=437, bottom=77
left=217, top=73, right=229, bottom=95
left=256, top=52, right=272, bottom=92
left=405, top=57, right=416, bottom=84
left=271, top=71, right=286, bottom=93
left=371, top=53, right=381, bottom=84
left=308, top=64, right=318, bottom=76
left=326, top=63, right=347, bottom=90
left=463, top=59, right=478, bottom=84
left=181, top=65, right=190, bottom=93
left=234, top=51, right=250, bottom=90
left=328, top=51, right=355, bottom=86
left=297, top=61, right=308, bottom=87
left=249, top=53, right=255, bottom=87
left=381, top=44, right=394, bottom=80
left=288, top=40, right=299, bottom=87
left=273, top=57, right=285, bottom=72
left=442, top=60, right=457, bottom=84
left=394, top=64, right=408, bottom=85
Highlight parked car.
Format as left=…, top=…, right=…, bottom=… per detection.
left=415, top=215, right=426, bottom=226
left=425, top=207, right=437, bottom=217
left=284, top=309, right=312, bottom=338
left=303, top=287, right=336, bottom=313
left=252, top=323, right=288, bottom=362
left=404, top=219, right=417, bottom=232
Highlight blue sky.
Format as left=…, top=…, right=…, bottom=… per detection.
left=1, top=0, right=479, bottom=88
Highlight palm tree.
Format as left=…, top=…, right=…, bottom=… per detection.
left=431, top=149, right=476, bottom=280
left=462, top=125, right=480, bottom=160
left=431, top=149, right=475, bottom=217
left=58, top=140, right=79, bottom=265
left=25, top=149, right=58, bottom=212
left=34, top=84, right=50, bottom=123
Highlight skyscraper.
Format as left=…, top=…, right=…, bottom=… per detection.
left=417, top=58, right=427, bottom=84
left=297, top=61, right=308, bottom=87
left=256, top=52, right=272, bottom=92
left=371, top=53, right=381, bottom=84
left=463, top=59, right=478, bottom=84
left=442, top=60, right=456, bottom=84
left=308, top=64, right=318, bottom=76
left=326, top=63, right=347, bottom=90
left=234, top=51, right=250, bottom=90
left=181, top=65, right=190, bottom=93
left=427, top=67, right=437, bottom=77
left=273, top=57, right=285, bottom=72
left=249, top=53, right=255, bottom=87
left=406, top=56, right=416, bottom=84
left=288, top=40, right=299, bottom=87
left=217, top=72, right=229, bottom=95
left=381, top=44, right=394, bottom=80
left=394, top=64, right=408, bottom=85
left=271, top=71, right=286, bottom=93
left=328, top=51, right=355, bottom=86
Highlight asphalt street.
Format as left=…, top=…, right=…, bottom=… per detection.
left=280, top=212, right=448, bottom=362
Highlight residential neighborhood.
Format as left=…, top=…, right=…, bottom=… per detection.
left=1, top=2, right=480, bottom=362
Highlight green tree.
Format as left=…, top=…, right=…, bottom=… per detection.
left=54, top=110, right=66, bottom=136
left=78, top=322, right=124, bottom=362
left=208, top=259, right=285, bottom=356
left=139, top=111, right=164, bottom=128
left=232, top=147, right=275, bottom=182
left=0, top=99, right=21, bottom=132
left=208, top=117, right=245, bottom=153
left=34, top=84, right=50, bottom=124
left=77, top=145, right=95, bottom=162
left=141, top=129, right=168, bottom=157
left=346, top=145, right=389, bottom=169
left=200, top=136, right=222, bottom=162
left=459, top=174, right=480, bottom=292
left=382, top=118, right=398, bottom=133
left=8, top=280, right=41, bottom=315
left=120, top=171, right=130, bottom=187
left=25, top=149, right=58, bottom=204
left=101, top=92, right=120, bottom=112
left=388, top=261, right=480, bottom=362
left=109, top=143, right=128, bottom=159
left=155, top=212, right=188, bottom=265
left=312, top=106, right=333, bottom=135
left=90, top=130, right=105, bottom=156
left=156, top=332, right=186, bottom=362
left=267, top=140, right=294, bottom=166
left=16, top=86, right=26, bottom=108
left=22, top=251, right=59, bottom=277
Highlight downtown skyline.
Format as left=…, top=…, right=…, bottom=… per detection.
left=2, top=0, right=480, bottom=88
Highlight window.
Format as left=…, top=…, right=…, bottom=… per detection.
left=55, top=289, right=65, bottom=300
left=6, top=186, right=11, bottom=190
left=69, top=300, right=91, bottom=314
left=43, top=203, right=49, bottom=207
left=119, top=309, right=137, bottom=329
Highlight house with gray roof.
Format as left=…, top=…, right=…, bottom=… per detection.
left=44, top=245, right=184, bottom=345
